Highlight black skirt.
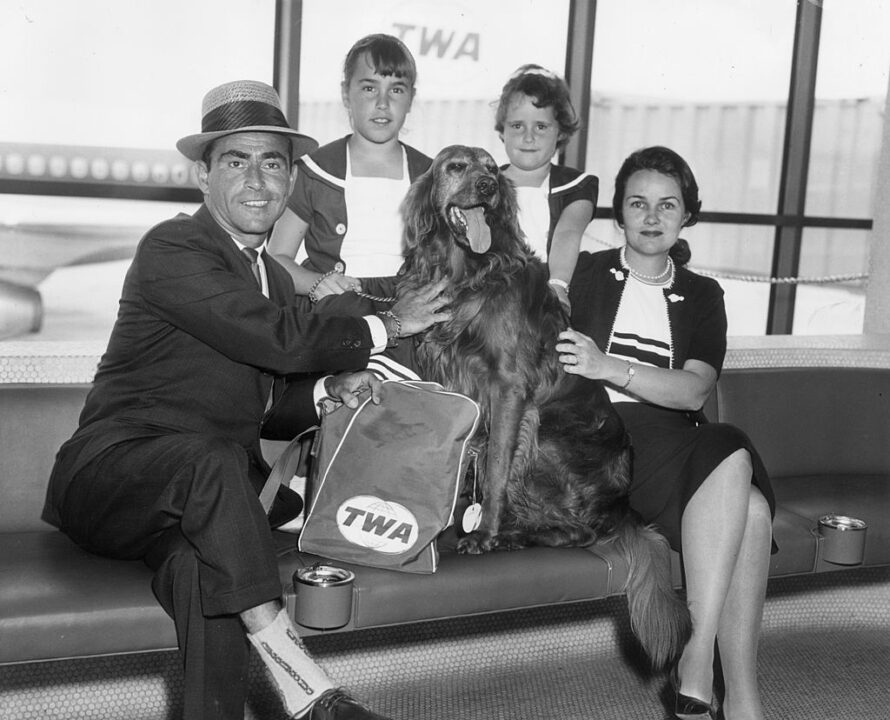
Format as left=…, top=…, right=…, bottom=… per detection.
left=614, top=402, right=776, bottom=553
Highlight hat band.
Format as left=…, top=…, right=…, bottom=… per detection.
left=202, top=100, right=290, bottom=134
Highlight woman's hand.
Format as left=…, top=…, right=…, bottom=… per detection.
left=556, top=328, right=611, bottom=379
left=557, top=328, right=719, bottom=410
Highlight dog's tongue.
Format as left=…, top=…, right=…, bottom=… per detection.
left=463, top=207, right=491, bottom=253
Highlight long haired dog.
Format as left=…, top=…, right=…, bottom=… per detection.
left=397, top=145, right=690, bottom=668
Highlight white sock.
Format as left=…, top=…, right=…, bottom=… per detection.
left=247, top=608, right=335, bottom=717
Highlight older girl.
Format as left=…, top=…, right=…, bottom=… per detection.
left=269, top=34, right=431, bottom=303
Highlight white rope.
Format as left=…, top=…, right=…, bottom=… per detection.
left=585, top=236, right=868, bottom=285
left=689, top=267, right=868, bottom=285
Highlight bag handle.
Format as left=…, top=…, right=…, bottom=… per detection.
left=260, top=425, right=317, bottom=515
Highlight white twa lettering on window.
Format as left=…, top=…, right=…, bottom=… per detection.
left=392, top=23, right=480, bottom=61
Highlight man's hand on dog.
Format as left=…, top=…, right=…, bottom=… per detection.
left=391, top=278, right=452, bottom=336
left=324, top=371, right=383, bottom=408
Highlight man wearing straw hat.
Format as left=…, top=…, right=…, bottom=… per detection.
left=43, top=80, right=449, bottom=720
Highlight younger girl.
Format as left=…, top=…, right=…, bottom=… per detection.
left=495, top=64, right=598, bottom=310
left=269, top=34, right=431, bottom=304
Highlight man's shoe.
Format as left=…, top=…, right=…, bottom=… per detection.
left=304, top=688, right=393, bottom=720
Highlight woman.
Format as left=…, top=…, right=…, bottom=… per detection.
left=557, top=146, right=774, bottom=720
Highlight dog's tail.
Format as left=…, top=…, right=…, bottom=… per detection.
left=614, top=518, right=691, bottom=669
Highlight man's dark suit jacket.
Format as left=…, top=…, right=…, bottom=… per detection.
left=43, top=204, right=372, bottom=527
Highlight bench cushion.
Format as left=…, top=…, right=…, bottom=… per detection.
left=2, top=367, right=888, bottom=665
left=0, top=385, right=89, bottom=533
left=0, top=532, right=175, bottom=664
left=0, top=489, right=862, bottom=663
left=772, top=474, right=890, bottom=566
left=716, top=368, right=890, bottom=478
left=280, top=501, right=825, bottom=634
left=280, top=542, right=630, bottom=633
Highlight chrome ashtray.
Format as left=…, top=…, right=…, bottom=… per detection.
left=292, top=564, right=355, bottom=629
left=818, top=514, right=868, bottom=565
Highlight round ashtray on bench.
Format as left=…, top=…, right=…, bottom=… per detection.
left=293, top=564, right=355, bottom=629
left=817, top=514, right=868, bottom=565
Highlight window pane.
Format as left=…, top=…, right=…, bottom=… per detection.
left=0, top=0, right=275, bottom=149
left=582, top=221, right=775, bottom=337
left=1, top=195, right=197, bottom=342
left=792, top=228, right=868, bottom=335
left=0, top=0, right=275, bottom=344
left=298, top=0, right=570, bottom=162
left=807, top=1, right=890, bottom=218
left=587, top=0, right=797, bottom=215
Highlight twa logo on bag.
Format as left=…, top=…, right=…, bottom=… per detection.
left=298, top=380, right=481, bottom=573
left=337, top=495, right=419, bottom=552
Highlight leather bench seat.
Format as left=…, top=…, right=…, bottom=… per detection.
left=279, top=500, right=823, bottom=634
left=0, top=484, right=876, bottom=662
left=772, top=474, right=890, bottom=566
left=1, top=365, right=888, bottom=665
left=0, top=529, right=639, bottom=660
left=0, top=531, right=176, bottom=664
left=0, top=500, right=824, bottom=661
left=280, top=542, right=631, bottom=634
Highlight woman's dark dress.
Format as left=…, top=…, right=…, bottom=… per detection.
left=569, top=249, right=775, bottom=551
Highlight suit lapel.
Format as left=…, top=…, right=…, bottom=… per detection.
left=195, top=206, right=290, bottom=403
left=194, top=205, right=274, bottom=292
left=261, top=251, right=298, bottom=404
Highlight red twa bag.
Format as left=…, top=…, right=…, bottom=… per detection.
left=298, top=380, right=480, bottom=574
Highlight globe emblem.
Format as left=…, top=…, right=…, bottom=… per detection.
left=336, top=495, right=419, bottom=553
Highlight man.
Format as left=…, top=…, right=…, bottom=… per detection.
left=42, top=80, right=448, bottom=720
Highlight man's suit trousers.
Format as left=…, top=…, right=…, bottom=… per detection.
left=58, top=432, right=282, bottom=720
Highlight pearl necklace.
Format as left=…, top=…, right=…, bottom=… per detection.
left=620, top=245, right=674, bottom=284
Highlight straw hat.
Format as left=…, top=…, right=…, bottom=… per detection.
left=176, top=80, right=318, bottom=161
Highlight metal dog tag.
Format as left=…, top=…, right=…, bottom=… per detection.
left=462, top=503, right=483, bottom=533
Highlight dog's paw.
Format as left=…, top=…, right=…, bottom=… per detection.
left=491, top=531, right=525, bottom=551
left=457, top=531, right=493, bottom=554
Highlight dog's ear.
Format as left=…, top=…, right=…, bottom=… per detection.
left=402, top=165, right=439, bottom=249
left=496, top=172, right=525, bottom=244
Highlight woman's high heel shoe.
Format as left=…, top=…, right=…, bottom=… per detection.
left=670, top=665, right=717, bottom=719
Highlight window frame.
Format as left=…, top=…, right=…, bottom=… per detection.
left=560, top=0, right=872, bottom=335
left=0, top=0, right=875, bottom=335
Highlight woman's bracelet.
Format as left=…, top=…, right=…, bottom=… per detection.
left=308, top=270, right=339, bottom=304
left=620, top=360, right=636, bottom=389
left=548, top=278, right=570, bottom=292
